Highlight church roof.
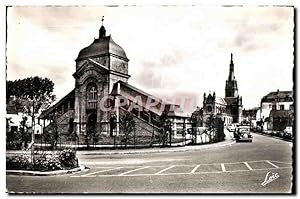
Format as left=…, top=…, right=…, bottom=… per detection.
left=215, top=97, right=227, bottom=105
left=112, top=80, right=163, bottom=102
left=39, top=89, right=75, bottom=119
left=166, top=105, right=189, bottom=118
left=111, top=81, right=187, bottom=117
left=76, top=35, right=128, bottom=61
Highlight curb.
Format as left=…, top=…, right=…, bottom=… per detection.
left=77, top=140, right=236, bottom=155
left=6, top=165, right=87, bottom=176
left=253, top=132, right=293, bottom=142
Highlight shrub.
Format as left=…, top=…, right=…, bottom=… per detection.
left=6, top=149, right=78, bottom=171
left=33, top=153, right=62, bottom=171
left=58, top=149, right=78, bottom=169
left=6, top=154, right=30, bottom=170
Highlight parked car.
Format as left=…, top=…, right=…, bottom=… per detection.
left=256, top=126, right=262, bottom=133
left=283, top=127, right=293, bottom=140
left=227, top=124, right=236, bottom=132
left=271, top=131, right=280, bottom=137
left=278, top=131, right=285, bottom=138
left=235, top=125, right=253, bottom=142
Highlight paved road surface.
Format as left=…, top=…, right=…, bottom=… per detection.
left=6, top=132, right=293, bottom=193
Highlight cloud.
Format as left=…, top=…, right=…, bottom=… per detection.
left=228, top=7, right=293, bottom=53
left=133, top=62, right=177, bottom=89
left=160, top=51, right=184, bottom=66
left=132, top=49, right=185, bottom=89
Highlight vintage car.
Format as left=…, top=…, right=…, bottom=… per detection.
left=227, top=124, right=236, bottom=132
left=283, top=126, right=293, bottom=140
left=234, top=125, right=253, bottom=142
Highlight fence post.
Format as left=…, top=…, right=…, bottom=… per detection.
left=134, top=128, right=136, bottom=148
left=114, top=134, right=116, bottom=149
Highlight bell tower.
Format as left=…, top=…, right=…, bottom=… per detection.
left=225, top=53, right=238, bottom=97
left=73, top=19, right=130, bottom=136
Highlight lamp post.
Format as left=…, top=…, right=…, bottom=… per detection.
left=36, top=122, right=43, bottom=150
left=183, top=118, right=186, bottom=146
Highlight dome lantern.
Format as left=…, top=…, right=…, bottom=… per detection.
left=99, top=16, right=106, bottom=38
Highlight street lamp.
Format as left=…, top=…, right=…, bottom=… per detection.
left=36, top=121, right=43, bottom=150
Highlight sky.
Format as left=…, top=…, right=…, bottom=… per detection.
left=6, top=5, right=294, bottom=114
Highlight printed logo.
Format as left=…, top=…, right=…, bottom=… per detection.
left=261, top=171, right=280, bottom=186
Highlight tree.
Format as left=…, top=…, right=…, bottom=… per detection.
left=19, top=116, right=31, bottom=149
left=109, top=115, right=117, bottom=137
left=7, top=77, right=55, bottom=160
left=119, top=112, right=136, bottom=148
left=6, top=118, right=20, bottom=149
left=189, top=107, right=204, bottom=144
left=67, top=118, right=79, bottom=146
left=191, top=107, right=203, bottom=127
left=190, top=114, right=198, bottom=144
left=6, top=80, right=16, bottom=104
left=159, top=112, right=173, bottom=147
left=43, top=110, right=60, bottom=149
left=7, top=77, right=56, bottom=138
left=206, top=115, right=225, bottom=142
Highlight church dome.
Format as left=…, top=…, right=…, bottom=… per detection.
left=76, top=35, right=128, bottom=61
left=76, top=22, right=128, bottom=62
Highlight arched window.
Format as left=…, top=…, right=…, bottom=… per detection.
left=87, top=85, right=97, bottom=109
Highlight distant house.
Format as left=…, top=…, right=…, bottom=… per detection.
left=6, top=96, right=41, bottom=134
left=165, top=104, right=191, bottom=139
left=243, top=107, right=260, bottom=127
left=269, top=109, right=294, bottom=131
left=6, top=96, right=24, bottom=132
left=259, top=90, right=293, bottom=131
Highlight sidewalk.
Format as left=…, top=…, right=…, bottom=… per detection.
left=6, top=165, right=86, bottom=176
left=252, top=131, right=293, bottom=142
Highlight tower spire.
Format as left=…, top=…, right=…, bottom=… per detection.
left=225, top=53, right=238, bottom=97
left=228, top=53, right=234, bottom=81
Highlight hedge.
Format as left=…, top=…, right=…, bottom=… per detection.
left=6, top=149, right=78, bottom=171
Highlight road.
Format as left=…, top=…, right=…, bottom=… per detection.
left=6, top=132, right=293, bottom=194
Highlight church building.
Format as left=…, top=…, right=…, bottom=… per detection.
left=39, top=21, right=188, bottom=145
left=202, top=54, right=243, bottom=126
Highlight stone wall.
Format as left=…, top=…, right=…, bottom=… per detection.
left=110, top=56, right=128, bottom=74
